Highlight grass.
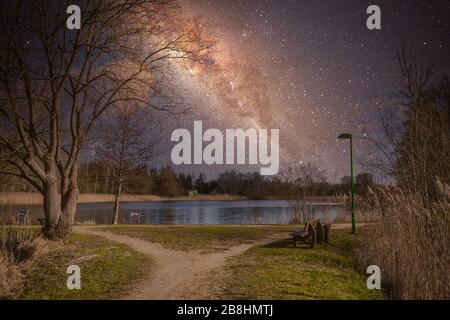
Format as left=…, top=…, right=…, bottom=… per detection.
left=216, top=228, right=384, bottom=300
left=2, top=224, right=386, bottom=300
left=102, top=225, right=297, bottom=252
left=1, top=231, right=152, bottom=300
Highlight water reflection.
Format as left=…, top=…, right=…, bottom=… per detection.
left=23, top=200, right=349, bottom=225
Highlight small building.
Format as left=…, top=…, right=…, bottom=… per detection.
left=186, top=190, right=198, bottom=197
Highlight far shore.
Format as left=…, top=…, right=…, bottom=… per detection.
left=0, top=192, right=346, bottom=206
left=0, top=192, right=248, bottom=205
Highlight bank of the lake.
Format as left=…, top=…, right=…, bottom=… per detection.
left=0, top=192, right=247, bottom=205
left=0, top=192, right=345, bottom=206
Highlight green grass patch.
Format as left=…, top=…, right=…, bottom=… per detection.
left=217, top=228, right=384, bottom=300
left=17, top=233, right=152, bottom=300
left=102, top=225, right=297, bottom=252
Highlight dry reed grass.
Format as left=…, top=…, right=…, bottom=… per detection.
left=0, top=201, right=61, bottom=298
left=357, top=180, right=450, bottom=299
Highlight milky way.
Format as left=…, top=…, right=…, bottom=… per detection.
left=154, top=0, right=449, bottom=181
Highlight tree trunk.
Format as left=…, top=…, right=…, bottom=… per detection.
left=42, top=180, right=62, bottom=239
left=58, top=188, right=79, bottom=239
left=42, top=181, right=79, bottom=240
left=112, top=181, right=122, bottom=224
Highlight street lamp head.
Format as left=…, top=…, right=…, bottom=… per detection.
left=338, top=133, right=352, bottom=139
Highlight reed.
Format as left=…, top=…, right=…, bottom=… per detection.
left=357, top=180, right=450, bottom=299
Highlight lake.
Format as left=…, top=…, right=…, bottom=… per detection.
left=23, top=200, right=349, bottom=225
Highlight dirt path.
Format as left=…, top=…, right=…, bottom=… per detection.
left=73, top=226, right=286, bottom=300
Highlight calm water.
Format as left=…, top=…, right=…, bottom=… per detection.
left=23, top=200, right=349, bottom=225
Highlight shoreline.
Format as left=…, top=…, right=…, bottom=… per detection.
left=0, top=192, right=346, bottom=206
left=0, top=192, right=248, bottom=205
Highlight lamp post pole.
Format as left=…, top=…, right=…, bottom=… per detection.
left=338, top=133, right=356, bottom=234
left=349, top=135, right=356, bottom=234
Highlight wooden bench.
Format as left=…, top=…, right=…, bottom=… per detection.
left=291, top=219, right=325, bottom=249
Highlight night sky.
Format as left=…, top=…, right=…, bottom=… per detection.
left=154, top=0, right=450, bottom=181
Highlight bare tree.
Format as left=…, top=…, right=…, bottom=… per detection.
left=364, top=47, right=450, bottom=201
left=282, top=162, right=328, bottom=224
left=97, top=103, right=157, bottom=224
left=0, top=0, right=210, bottom=239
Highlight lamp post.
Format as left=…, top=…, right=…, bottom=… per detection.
left=338, top=133, right=356, bottom=234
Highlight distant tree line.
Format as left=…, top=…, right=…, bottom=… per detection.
left=0, top=160, right=377, bottom=199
